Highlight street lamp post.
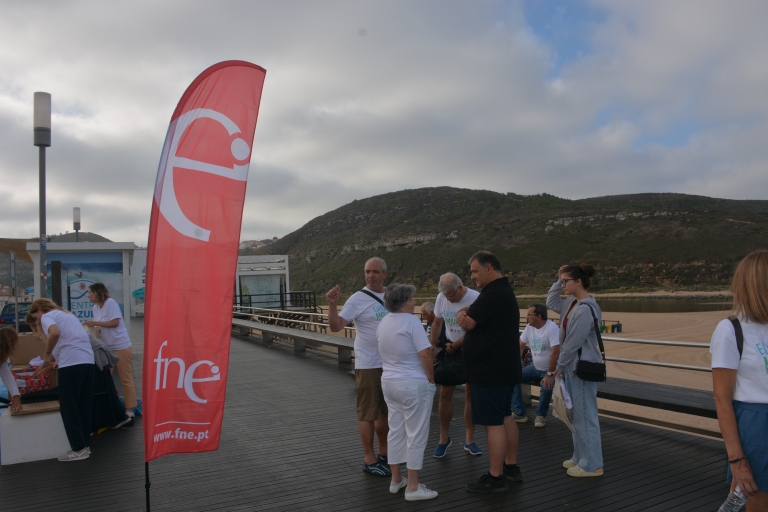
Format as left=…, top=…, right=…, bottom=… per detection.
left=34, top=92, right=51, bottom=299
left=73, top=207, right=81, bottom=242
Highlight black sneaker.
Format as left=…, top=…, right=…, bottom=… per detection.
left=504, top=464, right=523, bottom=482
left=363, top=461, right=392, bottom=477
left=377, top=454, right=388, bottom=465
left=466, top=472, right=509, bottom=493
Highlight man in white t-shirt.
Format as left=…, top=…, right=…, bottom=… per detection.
left=430, top=273, right=481, bottom=458
left=326, top=257, right=391, bottom=477
left=511, top=304, right=560, bottom=428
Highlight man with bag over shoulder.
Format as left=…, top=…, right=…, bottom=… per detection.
left=457, top=251, right=522, bottom=493
left=326, top=257, right=391, bottom=477
left=430, top=273, right=481, bottom=458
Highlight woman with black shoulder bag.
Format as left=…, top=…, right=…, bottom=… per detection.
left=547, top=263, right=604, bottom=478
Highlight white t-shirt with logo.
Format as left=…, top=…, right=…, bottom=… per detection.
left=339, top=288, right=388, bottom=369
left=41, top=310, right=94, bottom=369
left=521, top=320, right=561, bottom=372
left=92, top=298, right=132, bottom=351
left=378, top=313, right=432, bottom=382
left=434, top=288, right=480, bottom=342
left=710, top=318, right=768, bottom=403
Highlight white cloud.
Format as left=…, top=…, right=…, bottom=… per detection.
left=0, top=0, right=766, bottom=246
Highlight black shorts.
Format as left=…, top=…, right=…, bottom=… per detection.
left=470, top=384, right=513, bottom=426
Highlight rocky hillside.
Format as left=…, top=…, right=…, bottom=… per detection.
left=244, top=188, right=768, bottom=295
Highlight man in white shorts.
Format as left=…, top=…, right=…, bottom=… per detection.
left=430, top=272, right=481, bottom=458
left=511, top=304, right=560, bottom=427
left=326, top=257, right=391, bottom=477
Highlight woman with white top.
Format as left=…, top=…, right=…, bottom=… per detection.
left=0, top=327, right=23, bottom=413
left=377, top=283, right=437, bottom=501
left=83, top=283, right=136, bottom=417
left=29, top=298, right=95, bottom=462
left=711, top=250, right=768, bottom=510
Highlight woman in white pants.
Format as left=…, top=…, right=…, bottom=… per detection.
left=377, top=283, right=437, bottom=501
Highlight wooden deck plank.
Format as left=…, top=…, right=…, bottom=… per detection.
left=0, top=319, right=731, bottom=511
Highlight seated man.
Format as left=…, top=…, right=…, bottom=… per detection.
left=511, top=304, right=560, bottom=428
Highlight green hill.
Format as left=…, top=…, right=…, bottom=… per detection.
left=245, top=188, right=768, bottom=294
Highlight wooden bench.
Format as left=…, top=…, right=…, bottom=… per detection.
left=523, top=376, right=718, bottom=437
left=232, top=318, right=354, bottom=363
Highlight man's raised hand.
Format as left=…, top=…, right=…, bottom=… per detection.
left=326, top=285, right=341, bottom=305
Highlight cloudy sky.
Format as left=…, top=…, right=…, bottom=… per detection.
left=1, top=0, right=766, bottom=245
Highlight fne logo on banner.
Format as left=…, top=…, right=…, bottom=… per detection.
left=143, top=61, right=266, bottom=462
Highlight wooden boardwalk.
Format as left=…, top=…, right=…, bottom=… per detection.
left=0, top=319, right=730, bottom=511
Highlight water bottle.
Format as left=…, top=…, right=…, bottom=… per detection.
left=718, top=485, right=746, bottom=512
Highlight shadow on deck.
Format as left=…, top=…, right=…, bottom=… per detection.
left=0, top=319, right=729, bottom=511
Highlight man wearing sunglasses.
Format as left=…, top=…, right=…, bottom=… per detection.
left=511, top=304, right=560, bottom=427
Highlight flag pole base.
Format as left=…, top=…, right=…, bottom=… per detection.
left=145, top=461, right=151, bottom=511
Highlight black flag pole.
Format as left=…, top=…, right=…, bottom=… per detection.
left=145, top=462, right=151, bottom=511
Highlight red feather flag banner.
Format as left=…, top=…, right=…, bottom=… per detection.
left=143, top=61, right=266, bottom=462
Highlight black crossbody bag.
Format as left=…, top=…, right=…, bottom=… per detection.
left=360, top=289, right=384, bottom=306
left=575, top=303, right=607, bottom=382
left=434, top=349, right=467, bottom=386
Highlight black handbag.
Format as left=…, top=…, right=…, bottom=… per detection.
left=575, top=303, right=607, bottom=382
left=434, top=348, right=467, bottom=386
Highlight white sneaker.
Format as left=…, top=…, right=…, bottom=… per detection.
left=534, top=416, right=546, bottom=428
left=58, top=448, right=90, bottom=462
left=389, top=478, right=408, bottom=493
left=112, top=414, right=134, bottom=430
left=512, top=413, right=528, bottom=424
left=405, top=483, right=438, bottom=501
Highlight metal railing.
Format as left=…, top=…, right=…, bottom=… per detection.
left=234, top=291, right=317, bottom=312
left=233, top=307, right=711, bottom=372
left=600, top=335, right=711, bottom=372
left=233, top=306, right=356, bottom=337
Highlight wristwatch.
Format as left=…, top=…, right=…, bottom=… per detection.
left=546, top=371, right=555, bottom=377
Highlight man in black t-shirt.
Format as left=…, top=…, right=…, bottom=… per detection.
left=457, top=251, right=522, bottom=493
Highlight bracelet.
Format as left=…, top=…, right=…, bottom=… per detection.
left=45, top=351, right=51, bottom=354
left=728, top=456, right=745, bottom=464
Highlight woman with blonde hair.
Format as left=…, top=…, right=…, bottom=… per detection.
left=711, top=250, right=768, bottom=510
left=29, top=298, right=94, bottom=462
left=83, top=283, right=136, bottom=418
left=0, top=327, right=22, bottom=412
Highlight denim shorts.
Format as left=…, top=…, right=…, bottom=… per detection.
left=727, top=401, right=768, bottom=491
left=470, top=384, right=513, bottom=426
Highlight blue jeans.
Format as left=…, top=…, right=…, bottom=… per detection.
left=565, top=370, right=603, bottom=472
left=512, top=366, right=552, bottom=417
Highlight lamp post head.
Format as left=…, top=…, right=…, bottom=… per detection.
left=33, top=92, right=51, bottom=147
left=73, top=207, right=81, bottom=231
